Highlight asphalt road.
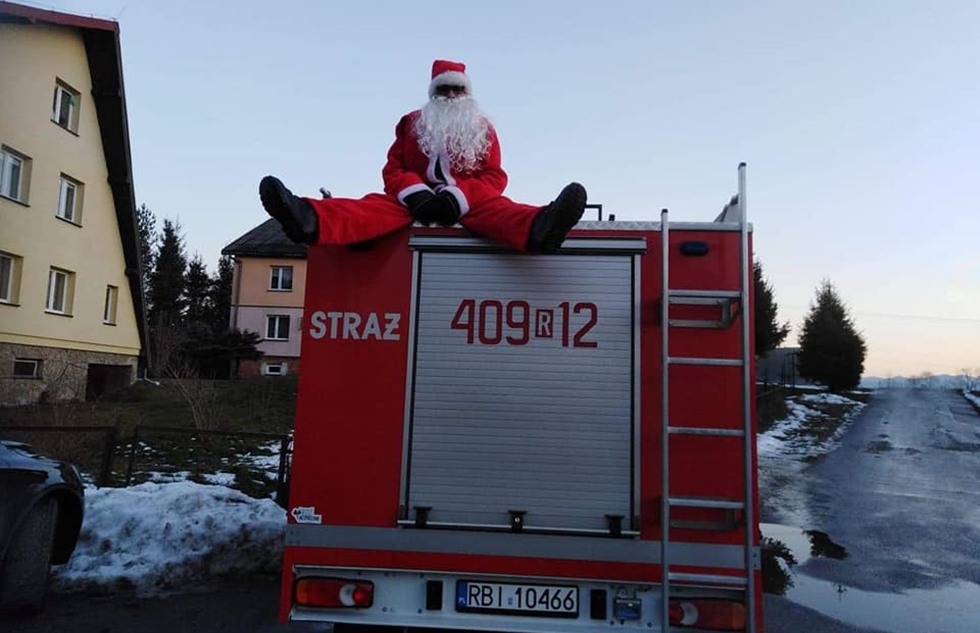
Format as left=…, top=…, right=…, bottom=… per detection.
left=770, top=388, right=980, bottom=633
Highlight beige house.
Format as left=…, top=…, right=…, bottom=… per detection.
left=0, top=2, right=146, bottom=405
left=222, top=220, right=307, bottom=377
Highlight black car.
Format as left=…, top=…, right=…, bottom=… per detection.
left=0, top=439, right=85, bottom=613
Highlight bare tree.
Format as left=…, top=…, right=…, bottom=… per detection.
left=165, top=360, right=224, bottom=431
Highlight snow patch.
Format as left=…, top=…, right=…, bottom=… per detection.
left=53, top=481, right=286, bottom=595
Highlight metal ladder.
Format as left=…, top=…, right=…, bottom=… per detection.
left=659, top=163, right=756, bottom=632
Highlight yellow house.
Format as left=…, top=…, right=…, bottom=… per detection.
left=0, top=2, right=147, bottom=405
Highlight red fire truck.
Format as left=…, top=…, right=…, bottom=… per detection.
left=281, top=164, right=763, bottom=632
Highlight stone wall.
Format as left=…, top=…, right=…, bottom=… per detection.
left=0, top=343, right=138, bottom=406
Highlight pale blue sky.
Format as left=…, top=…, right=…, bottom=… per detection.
left=39, top=0, right=980, bottom=377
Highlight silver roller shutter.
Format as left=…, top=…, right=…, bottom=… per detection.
left=405, top=248, right=637, bottom=533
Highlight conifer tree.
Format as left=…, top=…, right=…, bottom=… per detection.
left=136, top=203, right=156, bottom=308
left=754, top=259, right=791, bottom=357
left=184, top=254, right=212, bottom=327
left=208, top=253, right=234, bottom=332
left=797, top=280, right=867, bottom=391
left=147, top=219, right=188, bottom=327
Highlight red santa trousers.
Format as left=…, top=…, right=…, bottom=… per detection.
left=304, top=193, right=540, bottom=251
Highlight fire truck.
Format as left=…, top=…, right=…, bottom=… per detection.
left=281, top=164, right=763, bottom=632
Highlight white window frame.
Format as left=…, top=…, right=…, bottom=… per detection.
left=13, top=358, right=41, bottom=379
left=46, top=268, right=72, bottom=314
left=103, top=284, right=118, bottom=324
left=0, top=146, right=29, bottom=203
left=261, top=362, right=287, bottom=376
left=0, top=253, right=13, bottom=303
left=269, top=265, right=293, bottom=291
left=52, top=81, right=80, bottom=132
left=266, top=314, right=290, bottom=340
left=57, top=175, right=82, bottom=223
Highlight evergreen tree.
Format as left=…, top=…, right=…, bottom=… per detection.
left=136, top=203, right=156, bottom=307
left=181, top=326, right=263, bottom=379
left=797, top=280, right=867, bottom=391
left=208, top=253, right=234, bottom=332
left=754, top=259, right=791, bottom=357
left=147, top=219, right=188, bottom=327
left=184, top=254, right=212, bottom=326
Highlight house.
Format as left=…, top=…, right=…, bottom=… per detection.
left=0, top=2, right=147, bottom=405
left=222, top=219, right=307, bottom=377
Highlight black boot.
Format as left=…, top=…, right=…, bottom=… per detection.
left=526, top=182, right=587, bottom=253
left=259, top=176, right=319, bottom=245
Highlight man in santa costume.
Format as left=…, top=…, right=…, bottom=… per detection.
left=259, top=59, right=587, bottom=253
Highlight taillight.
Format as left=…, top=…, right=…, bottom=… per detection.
left=669, top=599, right=746, bottom=630
left=294, top=578, right=374, bottom=608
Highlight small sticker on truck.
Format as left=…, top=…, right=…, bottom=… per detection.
left=290, top=506, right=323, bottom=524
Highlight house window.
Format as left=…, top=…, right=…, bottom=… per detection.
left=261, top=362, right=287, bottom=376
left=270, top=266, right=293, bottom=291
left=0, top=252, right=20, bottom=304
left=103, top=285, right=118, bottom=324
left=13, top=358, right=41, bottom=378
left=52, top=80, right=80, bottom=132
left=0, top=145, right=31, bottom=203
left=46, top=267, right=74, bottom=314
left=57, top=175, right=83, bottom=223
left=266, top=315, right=290, bottom=340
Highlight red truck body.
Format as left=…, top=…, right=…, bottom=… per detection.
left=281, top=194, right=763, bottom=632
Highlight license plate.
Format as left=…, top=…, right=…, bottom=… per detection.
left=456, top=581, right=578, bottom=617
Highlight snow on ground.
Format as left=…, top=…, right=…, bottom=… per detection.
left=50, top=437, right=294, bottom=595
left=757, top=392, right=867, bottom=526
left=53, top=481, right=286, bottom=595
left=964, top=390, right=980, bottom=409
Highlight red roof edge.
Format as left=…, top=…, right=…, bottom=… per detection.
left=0, top=1, right=118, bottom=32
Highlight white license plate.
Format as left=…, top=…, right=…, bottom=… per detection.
left=456, top=581, right=578, bottom=617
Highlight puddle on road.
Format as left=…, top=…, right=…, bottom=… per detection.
left=762, top=523, right=980, bottom=633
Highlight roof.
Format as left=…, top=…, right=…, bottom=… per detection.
left=222, top=219, right=308, bottom=258
left=1, top=1, right=148, bottom=364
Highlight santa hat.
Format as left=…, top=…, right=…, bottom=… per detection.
left=428, top=59, right=473, bottom=97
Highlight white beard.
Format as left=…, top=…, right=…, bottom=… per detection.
left=414, top=96, right=491, bottom=174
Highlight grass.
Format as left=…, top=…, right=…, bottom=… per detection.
left=0, top=376, right=299, bottom=499
left=757, top=385, right=790, bottom=434
left=0, top=375, right=299, bottom=435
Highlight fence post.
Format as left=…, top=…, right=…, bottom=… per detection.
left=276, top=435, right=290, bottom=508
left=98, top=425, right=118, bottom=487
left=124, top=426, right=140, bottom=487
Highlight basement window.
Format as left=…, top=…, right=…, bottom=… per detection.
left=13, top=358, right=41, bottom=378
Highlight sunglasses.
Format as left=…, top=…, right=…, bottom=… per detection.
left=435, top=85, right=467, bottom=96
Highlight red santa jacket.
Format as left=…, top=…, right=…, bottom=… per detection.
left=382, top=110, right=508, bottom=215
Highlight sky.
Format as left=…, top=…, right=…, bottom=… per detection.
left=23, top=0, right=980, bottom=377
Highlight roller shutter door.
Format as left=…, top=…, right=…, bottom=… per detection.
left=406, top=249, right=637, bottom=532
